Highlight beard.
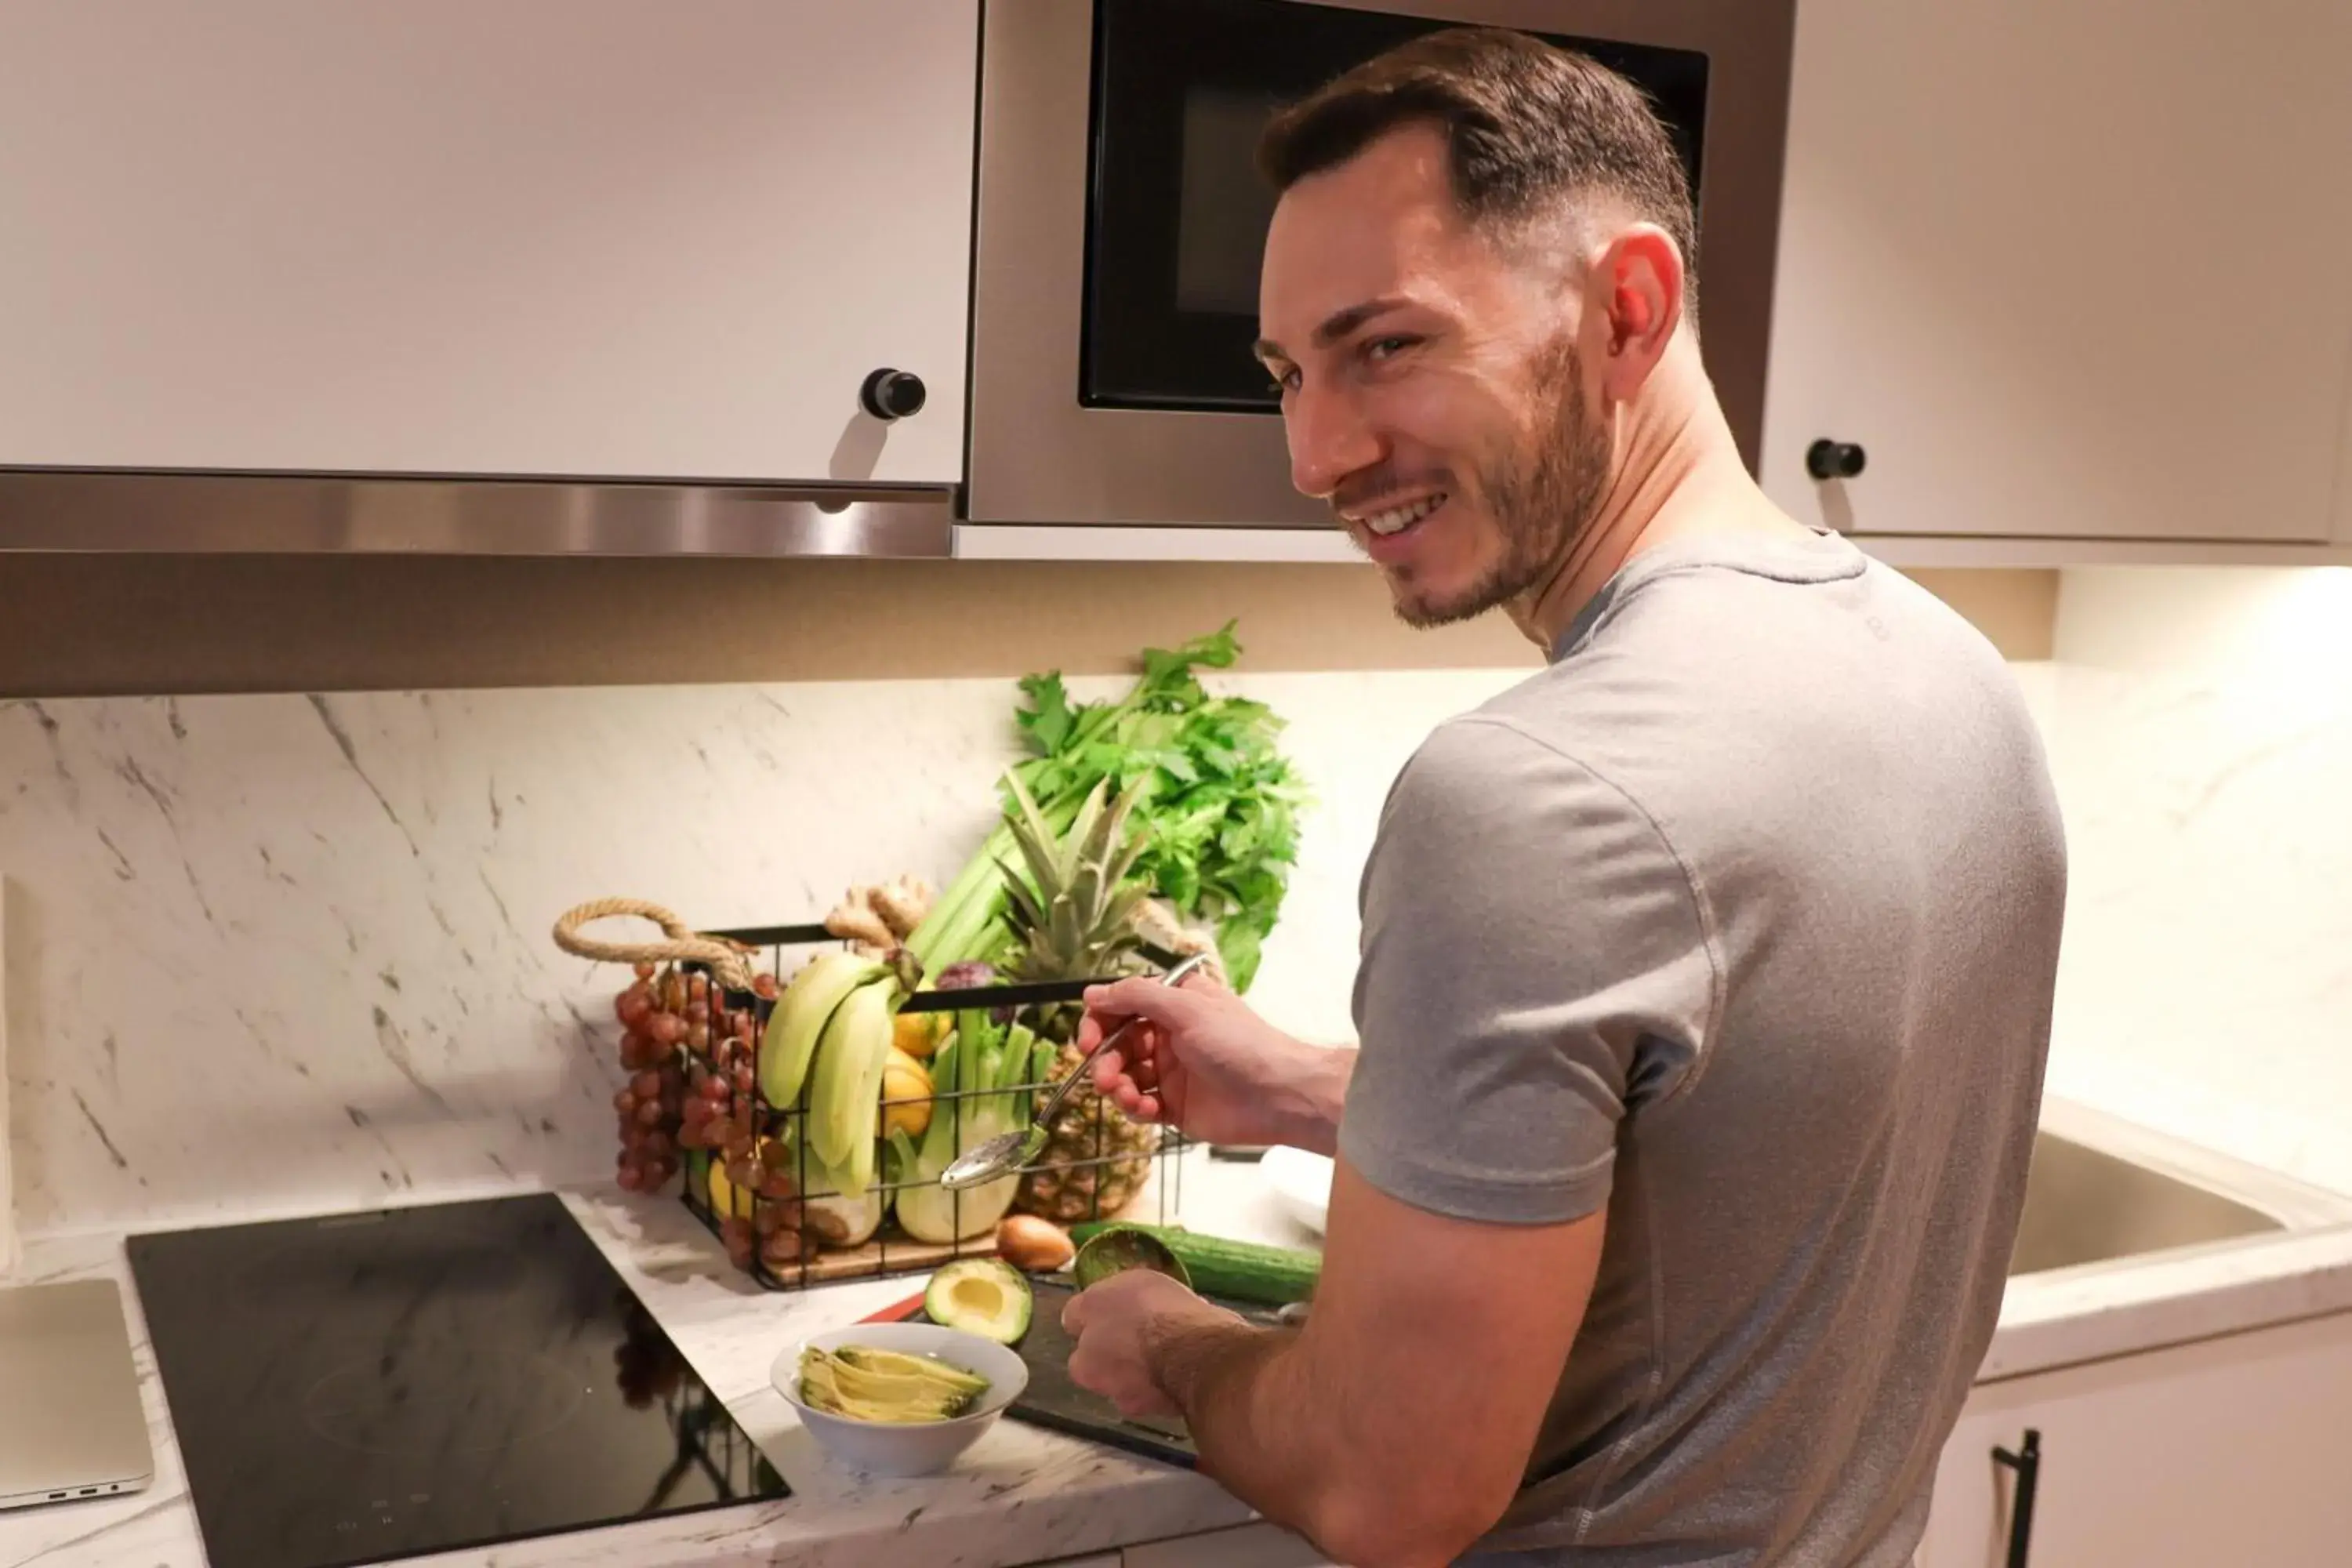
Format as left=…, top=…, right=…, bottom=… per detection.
left=1370, top=336, right=1610, bottom=630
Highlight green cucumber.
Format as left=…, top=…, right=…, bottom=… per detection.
left=1066, top=1221, right=1319, bottom=1305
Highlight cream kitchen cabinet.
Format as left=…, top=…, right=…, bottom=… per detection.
left=1761, top=0, right=2352, bottom=546
left=0, top=1, right=974, bottom=485
left=1918, top=1309, right=2352, bottom=1567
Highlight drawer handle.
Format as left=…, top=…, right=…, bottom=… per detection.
left=1992, top=1428, right=2042, bottom=1568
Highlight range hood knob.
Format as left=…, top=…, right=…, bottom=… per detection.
left=1806, top=438, right=1867, bottom=481
left=860, top=368, right=928, bottom=422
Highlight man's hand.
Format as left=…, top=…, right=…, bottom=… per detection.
left=1062, top=1269, right=1244, bottom=1419
left=1128, top=1161, right=1606, bottom=1568
left=1078, top=971, right=1352, bottom=1153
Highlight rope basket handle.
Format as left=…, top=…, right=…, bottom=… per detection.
left=551, top=897, right=757, bottom=993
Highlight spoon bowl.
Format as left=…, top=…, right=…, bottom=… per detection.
left=938, top=1126, right=1045, bottom=1192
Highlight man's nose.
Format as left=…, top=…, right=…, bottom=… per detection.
left=1285, top=382, right=1384, bottom=501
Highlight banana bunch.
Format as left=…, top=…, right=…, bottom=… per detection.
left=749, top=873, right=942, bottom=1229
left=757, top=949, right=921, bottom=1203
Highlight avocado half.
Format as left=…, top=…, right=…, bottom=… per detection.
left=924, top=1258, right=1033, bottom=1345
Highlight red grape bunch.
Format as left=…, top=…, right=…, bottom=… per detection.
left=743, top=1140, right=806, bottom=1275
left=611, top=961, right=691, bottom=1193
left=612, top=960, right=778, bottom=1192
left=676, top=969, right=764, bottom=1167
left=610, top=959, right=804, bottom=1276
left=681, top=975, right=805, bottom=1273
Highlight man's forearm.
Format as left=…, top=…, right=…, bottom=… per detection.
left=1272, top=1044, right=1356, bottom=1157
left=1148, top=1316, right=1338, bottom=1539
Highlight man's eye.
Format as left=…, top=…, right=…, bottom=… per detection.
left=1272, top=366, right=1301, bottom=395
left=1363, top=336, right=1417, bottom=362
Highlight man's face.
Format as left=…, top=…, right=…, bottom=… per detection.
left=1256, top=125, right=1610, bottom=627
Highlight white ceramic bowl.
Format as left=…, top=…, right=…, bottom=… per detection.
left=1261, top=1145, right=1334, bottom=1236
left=771, top=1320, right=1029, bottom=1478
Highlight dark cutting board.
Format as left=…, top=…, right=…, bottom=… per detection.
left=912, top=1278, right=1282, bottom=1468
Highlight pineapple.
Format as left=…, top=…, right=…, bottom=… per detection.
left=996, top=776, right=1166, bottom=1224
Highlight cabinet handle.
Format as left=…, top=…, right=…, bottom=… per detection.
left=1992, top=1428, right=2042, bottom=1568
left=1806, top=438, right=1867, bottom=481
left=860, top=368, right=928, bottom=421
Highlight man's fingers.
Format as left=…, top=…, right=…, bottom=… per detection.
left=1081, top=976, right=1195, bottom=1026
left=1129, top=1047, right=1162, bottom=1091
left=1077, top=987, right=1181, bottom=1126
left=1112, top=1079, right=1162, bottom=1120
left=1175, top=963, right=1228, bottom=999
left=1104, top=1083, right=1160, bottom=1121
left=1062, top=1290, right=1091, bottom=1334
left=1091, top=1038, right=1160, bottom=1102
left=1087, top=1009, right=1163, bottom=1073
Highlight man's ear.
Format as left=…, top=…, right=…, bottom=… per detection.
left=1584, top=223, right=1686, bottom=406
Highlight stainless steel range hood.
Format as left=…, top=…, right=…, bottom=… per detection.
left=0, top=470, right=956, bottom=557
left=0, top=468, right=1374, bottom=564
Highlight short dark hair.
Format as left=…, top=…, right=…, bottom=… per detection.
left=1258, top=27, right=1698, bottom=310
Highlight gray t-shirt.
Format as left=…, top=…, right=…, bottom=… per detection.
left=1341, top=528, right=2067, bottom=1567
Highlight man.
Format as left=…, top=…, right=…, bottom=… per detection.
left=1059, top=27, right=2067, bottom=1568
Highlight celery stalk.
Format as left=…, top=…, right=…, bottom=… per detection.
left=906, top=793, right=1080, bottom=978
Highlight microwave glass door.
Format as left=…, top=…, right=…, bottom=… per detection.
left=1083, top=0, right=1711, bottom=413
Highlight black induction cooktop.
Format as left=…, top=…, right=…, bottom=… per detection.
left=124, top=1192, right=787, bottom=1568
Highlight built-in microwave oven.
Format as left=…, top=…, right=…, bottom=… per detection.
left=962, top=0, right=1796, bottom=542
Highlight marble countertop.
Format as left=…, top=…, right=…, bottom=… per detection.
left=7, top=1110, right=2352, bottom=1568
left=0, top=1156, right=1288, bottom=1568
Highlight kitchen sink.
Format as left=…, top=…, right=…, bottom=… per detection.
left=2008, top=1127, right=2285, bottom=1276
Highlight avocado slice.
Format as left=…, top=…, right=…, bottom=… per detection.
left=798, top=1345, right=988, bottom=1422
left=827, top=1356, right=984, bottom=1411
left=833, top=1345, right=989, bottom=1396
left=924, top=1258, right=1034, bottom=1345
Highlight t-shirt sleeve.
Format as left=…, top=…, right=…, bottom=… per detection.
left=1338, top=717, right=1719, bottom=1226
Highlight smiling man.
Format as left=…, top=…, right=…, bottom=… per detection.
left=1059, top=26, right=2067, bottom=1568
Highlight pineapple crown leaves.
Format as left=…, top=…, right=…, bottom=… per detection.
left=996, top=773, right=1152, bottom=982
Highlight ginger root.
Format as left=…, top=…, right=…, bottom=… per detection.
left=823, top=875, right=936, bottom=956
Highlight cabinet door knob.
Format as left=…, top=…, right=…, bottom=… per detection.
left=1806, top=438, right=1867, bottom=481
left=859, top=368, right=927, bottom=422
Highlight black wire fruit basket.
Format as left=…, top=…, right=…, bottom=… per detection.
left=557, top=900, right=1190, bottom=1293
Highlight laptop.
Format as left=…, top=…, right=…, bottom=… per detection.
left=0, top=1279, right=154, bottom=1511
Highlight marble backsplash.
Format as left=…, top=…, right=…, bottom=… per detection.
left=7, top=564, right=2351, bottom=1243
left=2034, top=568, right=2352, bottom=1198
left=0, top=667, right=1532, bottom=1236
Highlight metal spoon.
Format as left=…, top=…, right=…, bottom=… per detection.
left=938, top=951, right=1208, bottom=1192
